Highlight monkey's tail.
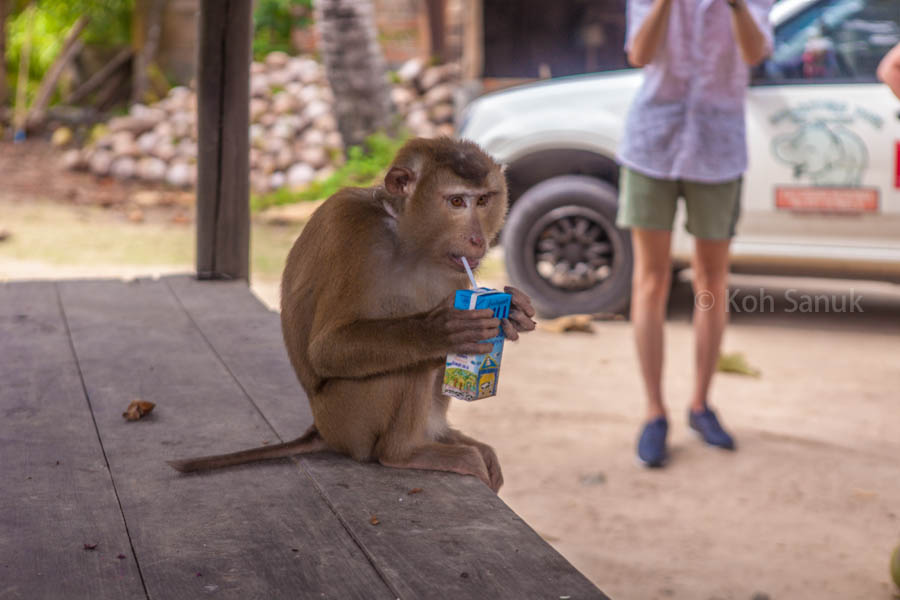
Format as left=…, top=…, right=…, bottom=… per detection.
left=167, top=425, right=327, bottom=473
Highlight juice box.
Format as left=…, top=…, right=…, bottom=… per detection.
left=442, top=287, right=512, bottom=402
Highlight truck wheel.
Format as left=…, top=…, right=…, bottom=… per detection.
left=503, top=175, right=633, bottom=318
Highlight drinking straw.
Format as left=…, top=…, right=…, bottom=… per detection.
left=461, top=257, right=477, bottom=289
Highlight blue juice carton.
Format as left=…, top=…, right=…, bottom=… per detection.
left=442, top=287, right=512, bottom=402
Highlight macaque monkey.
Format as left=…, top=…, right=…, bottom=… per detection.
left=168, top=137, right=536, bottom=492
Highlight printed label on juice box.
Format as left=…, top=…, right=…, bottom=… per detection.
left=442, top=288, right=511, bottom=402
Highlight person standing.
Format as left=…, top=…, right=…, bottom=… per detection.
left=616, top=0, right=773, bottom=467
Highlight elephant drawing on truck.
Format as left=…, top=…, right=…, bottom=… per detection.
left=772, top=120, right=868, bottom=186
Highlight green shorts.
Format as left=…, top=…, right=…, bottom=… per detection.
left=616, top=167, right=742, bottom=240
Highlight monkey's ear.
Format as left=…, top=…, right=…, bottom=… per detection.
left=385, top=166, right=416, bottom=196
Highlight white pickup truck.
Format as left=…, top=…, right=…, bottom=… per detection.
left=459, top=0, right=900, bottom=317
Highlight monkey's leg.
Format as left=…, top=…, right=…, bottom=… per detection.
left=440, top=429, right=503, bottom=492
left=378, top=442, right=497, bottom=492
left=167, top=426, right=328, bottom=473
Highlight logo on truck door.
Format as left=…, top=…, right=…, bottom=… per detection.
left=769, top=101, right=880, bottom=213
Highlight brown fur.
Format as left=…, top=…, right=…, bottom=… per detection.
left=167, top=137, right=533, bottom=492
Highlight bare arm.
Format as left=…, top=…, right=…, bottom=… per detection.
left=878, top=43, right=900, bottom=100
left=728, top=0, right=771, bottom=66
left=627, top=0, right=673, bottom=68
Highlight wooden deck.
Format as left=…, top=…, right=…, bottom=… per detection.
left=1, top=276, right=608, bottom=599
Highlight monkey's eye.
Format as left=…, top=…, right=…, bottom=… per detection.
left=448, top=195, right=466, bottom=208
left=477, top=194, right=490, bottom=207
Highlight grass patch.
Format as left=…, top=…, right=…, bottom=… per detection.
left=251, top=132, right=407, bottom=212
left=0, top=200, right=303, bottom=281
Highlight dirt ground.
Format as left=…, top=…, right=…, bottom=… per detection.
left=2, top=141, right=899, bottom=600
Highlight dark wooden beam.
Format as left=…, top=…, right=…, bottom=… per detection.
left=425, top=0, right=446, bottom=62
left=196, top=0, right=251, bottom=281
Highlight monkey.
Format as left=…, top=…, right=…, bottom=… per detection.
left=168, top=137, right=536, bottom=492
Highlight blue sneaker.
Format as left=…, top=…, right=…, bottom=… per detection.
left=689, top=407, right=735, bottom=450
left=637, top=416, right=668, bottom=467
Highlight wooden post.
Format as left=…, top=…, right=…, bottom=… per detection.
left=425, top=0, right=446, bottom=63
left=461, top=0, right=483, bottom=81
left=132, top=0, right=167, bottom=105
left=196, top=0, right=251, bottom=281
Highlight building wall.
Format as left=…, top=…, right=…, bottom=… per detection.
left=482, top=0, right=627, bottom=78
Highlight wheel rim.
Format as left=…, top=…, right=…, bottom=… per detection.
left=524, top=205, right=620, bottom=293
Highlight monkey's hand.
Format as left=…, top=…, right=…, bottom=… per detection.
left=501, top=286, right=537, bottom=341
left=424, top=302, right=500, bottom=356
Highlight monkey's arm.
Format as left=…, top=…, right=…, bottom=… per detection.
left=308, top=306, right=500, bottom=380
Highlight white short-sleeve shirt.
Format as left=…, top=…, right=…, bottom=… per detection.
left=617, top=0, right=775, bottom=183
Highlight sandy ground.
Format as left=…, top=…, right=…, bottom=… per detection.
left=453, top=273, right=900, bottom=600
left=2, top=141, right=899, bottom=600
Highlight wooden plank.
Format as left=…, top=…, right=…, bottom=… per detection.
left=26, top=15, right=90, bottom=127
left=0, top=282, right=146, bottom=600
left=64, top=48, right=132, bottom=106
left=196, top=0, right=251, bottom=280
left=166, top=275, right=609, bottom=599
left=57, top=279, right=392, bottom=600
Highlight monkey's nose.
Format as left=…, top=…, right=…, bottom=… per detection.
left=469, top=234, right=485, bottom=250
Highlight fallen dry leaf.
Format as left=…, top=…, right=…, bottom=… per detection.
left=122, top=400, right=156, bottom=421
left=369, top=516, right=380, bottom=526
left=407, top=488, right=423, bottom=495
left=716, top=352, right=761, bottom=378
left=539, top=314, right=595, bottom=334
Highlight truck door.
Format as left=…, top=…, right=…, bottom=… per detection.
left=739, top=0, right=900, bottom=276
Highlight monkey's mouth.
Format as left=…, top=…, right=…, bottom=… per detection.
left=449, top=254, right=481, bottom=272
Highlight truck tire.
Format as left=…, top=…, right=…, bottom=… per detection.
left=503, top=175, right=633, bottom=318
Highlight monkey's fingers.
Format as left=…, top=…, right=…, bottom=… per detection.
left=508, top=309, right=537, bottom=333
left=445, top=314, right=500, bottom=334
left=449, top=308, right=495, bottom=320
left=504, top=286, right=536, bottom=318
left=501, top=319, right=519, bottom=341
left=448, top=326, right=500, bottom=346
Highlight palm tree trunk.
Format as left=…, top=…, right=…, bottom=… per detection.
left=314, top=0, right=393, bottom=149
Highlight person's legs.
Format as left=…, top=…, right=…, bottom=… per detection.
left=617, top=168, right=679, bottom=419
left=690, top=237, right=730, bottom=412
left=617, top=167, right=679, bottom=466
left=631, top=228, right=673, bottom=420
left=683, top=178, right=742, bottom=450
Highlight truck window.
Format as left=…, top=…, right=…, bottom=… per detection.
left=753, top=0, right=900, bottom=85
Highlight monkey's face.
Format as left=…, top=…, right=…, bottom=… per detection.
left=437, top=173, right=507, bottom=273
left=386, top=138, right=508, bottom=274
left=401, top=164, right=507, bottom=274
